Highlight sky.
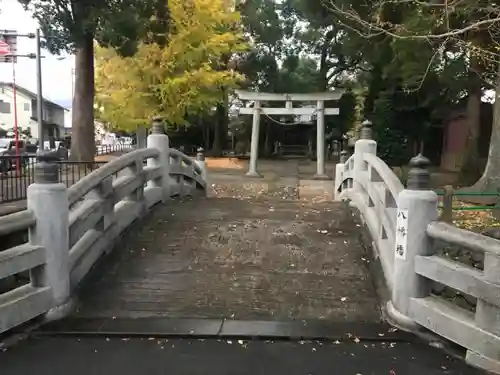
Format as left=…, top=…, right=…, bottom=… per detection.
left=0, top=0, right=74, bottom=108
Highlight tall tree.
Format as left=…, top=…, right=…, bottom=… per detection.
left=95, top=0, right=246, bottom=131
left=19, top=0, right=169, bottom=161
left=323, top=0, right=500, bottom=187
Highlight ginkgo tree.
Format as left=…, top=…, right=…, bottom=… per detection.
left=95, top=0, right=247, bottom=132
left=20, top=0, right=169, bottom=161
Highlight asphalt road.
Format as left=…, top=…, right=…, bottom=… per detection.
left=0, top=336, right=483, bottom=375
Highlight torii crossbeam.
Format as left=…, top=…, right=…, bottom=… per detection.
left=235, top=90, right=345, bottom=179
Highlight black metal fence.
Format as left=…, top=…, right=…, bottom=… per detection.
left=169, top=145, right=234, bottom=157
left=95, top=144, right=133, bottom=156
left=0, top=155, right=106, bottom=204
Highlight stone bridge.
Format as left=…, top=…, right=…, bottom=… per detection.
left=0, top=119, right=497, bottom=374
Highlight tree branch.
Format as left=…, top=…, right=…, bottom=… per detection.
left=323, top=0, right=500, bottom=41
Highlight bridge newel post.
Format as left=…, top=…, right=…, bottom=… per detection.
left=147, top=116, right=171, bottom=201
left=27, top=152, right=73, bottom=320
left=334, top=150, right=350, bottom=201
left=389, top=153, right=437, bottom=327
left=195, top=147, right=208, bottom=181
left=353, top=120, right=377, bottom=192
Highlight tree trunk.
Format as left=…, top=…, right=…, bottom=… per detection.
left=459, top=57, right=483, bottom=184
left=212, top=105, right=222, bottom=155
left=467, top=67, right=500, bottom=191
left=200, top=117, right=210, bottom=150
left=264, top=122, right=270, bottom=157
left=319, top=39, right=329, bottom=91
left=212, top=99, right=228, bottom=156
left=211, top=54, right=230, bottom=156
left=71, top=33, right=95, bottom=162
left=203, top=123, right=210, bottom=150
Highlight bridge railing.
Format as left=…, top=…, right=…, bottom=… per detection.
left=0, top=117, right=207, bottom=334
left=0, top=209, right=52, bottom=332
left=335, top=135, right=404, bottom=289
left=415, top=221, right=500, bottom=372
left=336, top=120, right=500, bottom=374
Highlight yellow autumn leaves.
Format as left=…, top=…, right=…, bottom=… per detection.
left=95, top=0, right=247, bottom=131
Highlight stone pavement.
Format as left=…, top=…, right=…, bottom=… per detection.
left=72, top=198, right=378, bottom=323
left=0, top=336, right=483, bottom=375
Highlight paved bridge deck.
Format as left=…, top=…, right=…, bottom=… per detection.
left=41, top=159, right=382, bottom=334
left=74, top=197, right=379, bottom=323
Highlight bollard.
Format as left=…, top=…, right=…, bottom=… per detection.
left=27, top=152, right=73, bottom=320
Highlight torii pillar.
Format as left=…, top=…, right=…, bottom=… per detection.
left=247, top=100, right=261, bottom=177
left=316, top=100, right=326, bottom=178
left=235, top=90, right=345, bottom=179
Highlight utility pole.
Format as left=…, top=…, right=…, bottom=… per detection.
left=0, top=29, right=43, bottom=151
left=35, top=29, right=44, bottom=150
left=11, top=50, right=19, bottom=173
left=0, top=30, right=21, bottom=173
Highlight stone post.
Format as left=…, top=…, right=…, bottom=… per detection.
left=27, top=152, right=72, bottom=320
left=147, top=116, right=171, bottom=201
left=440, top=185, right=454, bottom=223
left=195, top=147, right=208, bottom=182
left=388, top=154, right=437, bottom=326
left=246, top=100, right=261, bottom=177
left=353, top=120, right=377, bottom=193
left=335, top=150, right=350, bottom=201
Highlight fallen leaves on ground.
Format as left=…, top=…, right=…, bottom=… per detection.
left=205, top=158, right=245, bottom=170
left=439, top=198, right=500, bottom=231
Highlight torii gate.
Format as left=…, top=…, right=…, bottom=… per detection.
left=235, top=90, right=345, bottom=179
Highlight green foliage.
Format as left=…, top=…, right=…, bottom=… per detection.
left=334, top=90, right=357, bottom=136
left=95, top=0, right=247, bottom=131
left=234, top=0, right=358, bottom=133
left=286, top=0, right=495, bottom=165
left=275, top=57, right=321, bottom=93
left=237, top=0, right=284, bottom=49
left=19, top=0, right=171, bottom=162
left=19, top=0, right=168, bottom=53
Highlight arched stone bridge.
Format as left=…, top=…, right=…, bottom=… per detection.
left=0, top=119, right=495, bottom=374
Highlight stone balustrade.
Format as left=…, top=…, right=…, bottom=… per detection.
left=335, top=120, right=500, bottom=374
left=0, top=117, right=207, bottom=334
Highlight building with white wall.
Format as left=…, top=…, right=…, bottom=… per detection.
left=0, top=82, right=67, bottom=142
